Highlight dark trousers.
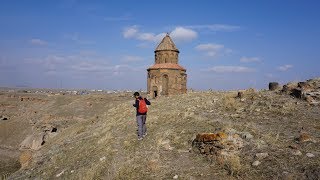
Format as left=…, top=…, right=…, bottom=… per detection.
left=136, top=115, right=147, bottom=138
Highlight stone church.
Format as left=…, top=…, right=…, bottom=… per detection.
left=147, top=33, right=187, bottom=98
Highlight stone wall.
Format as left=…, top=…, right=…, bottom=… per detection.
left=147, top=69, right=187, bottom=98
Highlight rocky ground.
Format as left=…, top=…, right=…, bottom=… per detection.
left=0, top=79, right=320, bottom=180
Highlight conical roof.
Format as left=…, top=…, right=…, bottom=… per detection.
left=155, top=33, right=179, bottom=52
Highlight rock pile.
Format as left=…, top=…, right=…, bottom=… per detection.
left=19, top=124, right=58, bottom=151
left=192, top=131, right=244, bottom=155
left=18, top=124, right=58, bottom=169
left=282, top=78, right=320, bottom=105
left=269, top=78, right=320, bottom=105
left=192, top=131, right=245, bottom=174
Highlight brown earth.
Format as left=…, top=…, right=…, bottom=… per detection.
left=0, top=87, right=319, bottom=179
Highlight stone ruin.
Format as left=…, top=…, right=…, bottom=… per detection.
left=192, top=130, right=247, bottom=174
left=269, top=77, right=320, bottom=105
left=192, top=132, right=244, bottom=157
left=147, top=33, right=187, bottom=98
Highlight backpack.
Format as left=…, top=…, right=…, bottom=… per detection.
left=138, top=98, right=148, bottom=114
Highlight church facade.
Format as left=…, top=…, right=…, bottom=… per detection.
left=147, top=34, right=187, bottom=98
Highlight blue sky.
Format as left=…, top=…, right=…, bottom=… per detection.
left=0, top=0, right=319, bottom=90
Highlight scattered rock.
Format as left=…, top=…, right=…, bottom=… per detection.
left=280, top=78, right=320, bottom=104
left=159, top=139, right=173, bottom=151
left=56, top=170, right=65, bottom=177
left=289, top=144, right=298, bottom=149
left=310, top=100, right=320, bottom=106
left=290, top=88, right=303, bottom=99
left=246, top=88, right=256, bottom=93
left=2, top=117, right=8, bottom=120
left=255, top=153, right=268, bottom=159
left=240, top=132, right=253, bottom=140
left=306, top=153, right=315, bottom=158
left=292, top=150, right=302, bottom=156
left=297, top=133, right=312, bottom=143
left=269, top=82, right=280, bottom=91
left=41, top=124, right=57, bottom=133
left=99, top=156, right=106, bottom=161
left=255, top=140, right=268, bottom=149
left=194, top=132, right=227, bottom=142
left=163, top=143, right=173, bottom=151
left=282, top=82, right=298, bottom=94
left=192, top=131, right=245, bottom=172
left=305, top=96, right=314, bottom=103
left=252, top=160, right=261, bottom=166
left=298, top=82, right=312, bottom=90
left=237, top=91, right=244, bottom=98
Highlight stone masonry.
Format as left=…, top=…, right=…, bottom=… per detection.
left=147, top=33, right=187, bottom=98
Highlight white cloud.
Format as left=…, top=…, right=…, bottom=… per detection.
left=123, top=26, right=139, bottom=38
left=123, top=26, right=166, bottom=42
left=27, top=52, right=144, bottom=79
left=43, top=55, right=67, bottom=70
left=153, top=33, right=167, bottom=42
left=195, top=43, right=227, bottom=57
left=136, top=32, right=166, bottom=42
left=195, top=43, right=224, bottom=51
left=30, top=38, right=47, bottom=46
left=207, top=66, right=255, bottom=73
left=121, top=55, right=144, bottom=63
left=137, top=33, right=157, bottom=41
left=240, top=56, right=261, bottom=63
left=277, top=64, right=293, bottom=71
left=123, top=26, right=197, bottom=43
left=187, top=24, right=241, bottom=32
left=123, top=24, right=238, bottom=43
left=170, top=27, right=198, bottom=42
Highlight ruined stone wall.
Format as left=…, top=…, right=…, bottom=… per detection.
left=147, top=69, right=187, bottom=98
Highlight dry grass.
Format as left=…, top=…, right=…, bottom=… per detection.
left=1, top=90, right=319, bottom=179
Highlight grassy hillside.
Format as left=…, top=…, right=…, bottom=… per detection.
left=1, top=90, right=320, bottom=179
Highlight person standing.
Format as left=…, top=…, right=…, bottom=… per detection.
left=133, top=92, right=151, bottom=140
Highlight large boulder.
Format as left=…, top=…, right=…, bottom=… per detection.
left=282, top=82, right=298, bottom=94
left=298, top=82, right=312, bottom=90
left=290, top=88, right=303, bottom=99
left=192, top=131, right=244, bottom=155
left=306, top=78, right=320, bottom=89
left=19, top=133, right=45, bottom=151
left=269, top=82, right=280, bottom=91
left=192, top=131, right=245, bottom=175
